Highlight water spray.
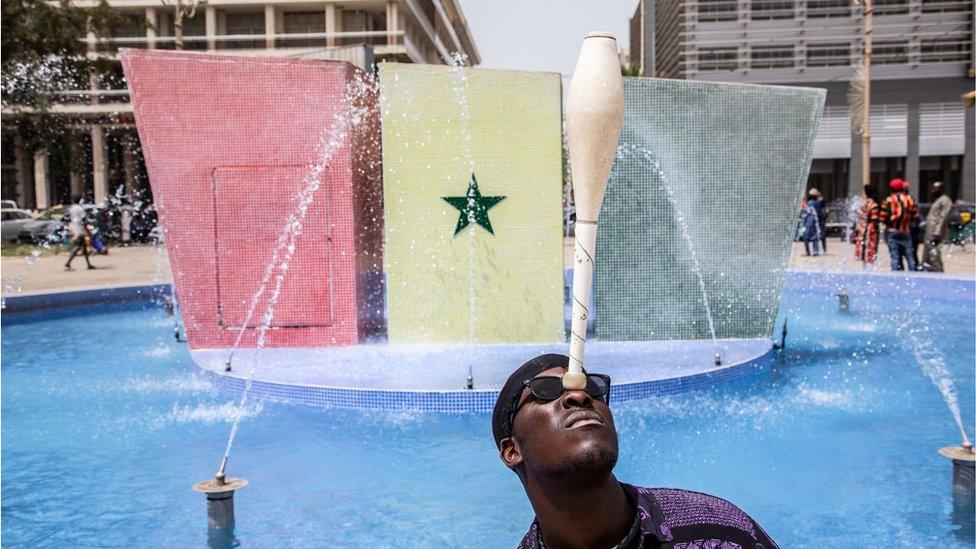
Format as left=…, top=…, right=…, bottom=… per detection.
left=773, top=317, right=789, bottom=350
left=564, top=32, right=624, bottom=390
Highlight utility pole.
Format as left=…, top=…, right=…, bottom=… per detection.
left=861, top=0, right=872, bottom=188
left=851, top=0, right=874, bottom=188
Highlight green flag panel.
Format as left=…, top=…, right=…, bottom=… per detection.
left=596, top=78, right=825, bottom=341
left=380, top=64, right=564, bottom=343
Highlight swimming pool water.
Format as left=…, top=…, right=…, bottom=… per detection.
left=2, top=275, right=974, bottom=547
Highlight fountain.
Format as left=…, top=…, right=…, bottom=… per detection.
left=119, top=46, right=827, bottom=413
left=118, top=42, right=828, bottom=535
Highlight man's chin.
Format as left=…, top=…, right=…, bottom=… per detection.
left=554, top=444, right=618, bottom=479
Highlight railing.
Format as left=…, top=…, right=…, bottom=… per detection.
left=87, top=30, right=404, bottom=51
left=50, top=89, right=130, bottom=106
left=920, top=0, right=974, bottom=13
left=806, top=0, right=852, bottom=18
left=750, top=0, right=796, bottom=20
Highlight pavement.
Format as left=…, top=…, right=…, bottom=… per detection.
left=1, top=238, right=972, bottom=297
left=2, top=245, right=172, bottom=295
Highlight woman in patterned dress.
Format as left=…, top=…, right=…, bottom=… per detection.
left=854, top=184, right=880, bottom=264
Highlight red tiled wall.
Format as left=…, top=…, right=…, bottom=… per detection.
left=122, top=51, right=383, bottom=349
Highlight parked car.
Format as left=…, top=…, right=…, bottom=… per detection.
left=1, top=209, right=36, bottom=242
left=18, top=204, right=101, bottom=245
left=1, top=199, right=19, bottom=210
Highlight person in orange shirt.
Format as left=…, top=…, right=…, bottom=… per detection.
left=878, top=178, right=920, bottom=271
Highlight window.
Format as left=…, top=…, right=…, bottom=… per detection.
left=920, top=37, right=971, bottom=63
left=224, top=12, right=264, bottom=49
left=873, top=0, right=909, bottom=15
left=751, top=0, right=794, bottom=19
left=698, top=0, right=738, bottom=22
left=283, top=12, right=326, bottom=34
left=806, top=0, right=850, bottom=18
left=281, top=12, right=327, bottom=47
left=806, top=43, right=850, bottom=66
left=873, top=41, right=908, bottom=65
left=921, top=0, right=970, bottom=13
left=698, top=47, right=739, bottom=70
left=751, top=45, right=795, bottom=68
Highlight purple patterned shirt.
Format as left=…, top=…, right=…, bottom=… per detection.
left=517, top=484, right=778, bottom=549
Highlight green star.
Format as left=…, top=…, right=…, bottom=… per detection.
left=442, top=173, right=506, bottom=236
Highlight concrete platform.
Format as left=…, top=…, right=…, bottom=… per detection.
left=192, top=338, right=774, bottom=411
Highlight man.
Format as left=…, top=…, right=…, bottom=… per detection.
left=878, top=178, right=919, bottom=271
left=64, top=195, right=95, bottom=271
left=493, top=354, right=777, bottom=548
left=921, top=181, right=953, bottom=272
left=802, top=188, right=825, bottom=256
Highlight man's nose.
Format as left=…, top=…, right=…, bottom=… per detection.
left=561, top=389, right=592, bottom=409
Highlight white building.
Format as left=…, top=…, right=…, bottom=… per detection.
left=1, top=0, right=480, bottom=210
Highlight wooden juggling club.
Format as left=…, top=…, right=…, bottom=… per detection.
left=564, top=32, right=624, bottom=390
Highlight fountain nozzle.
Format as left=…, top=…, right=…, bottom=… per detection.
left=466, top=366, right=473, bottom=390
left=224, top=358, right=232, bottom=372
left=714, top=353, right=722, bottom=367
left=194, top=457, right=247, bottom=530
left=838, top=292, right=850, bottom=311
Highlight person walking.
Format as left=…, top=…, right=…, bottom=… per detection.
left=922, top=181, right=953, bottom=272
left=64, top=195, right=95, bottom=271
left=879, top=178, right=920, bottom=271
left=854, top=184, right=880, bottom=265
left=802, top=188, right=825, bottom=256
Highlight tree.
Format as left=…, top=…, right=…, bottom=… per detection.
left=620, top=63, right=641, bottom=77
left=1, top=0, right=123, bottom=153
left=161, top=0, right=206, bottom=50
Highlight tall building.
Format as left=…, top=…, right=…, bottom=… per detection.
left=1, top=0, right=480, bottom=210
left=630, top=0, right=974, bottom=203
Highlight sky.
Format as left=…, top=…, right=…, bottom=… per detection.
left=456, top=0, right=639, bottom=76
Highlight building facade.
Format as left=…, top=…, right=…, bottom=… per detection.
left=1, top=0, right=480, bottom=211
left=631, top=0, right=974, bottom=203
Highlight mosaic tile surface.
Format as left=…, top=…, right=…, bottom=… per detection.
left=596, top=78, right=825, bottom=340
left=379, top=63, right=564, bottom=343
left=122, top=51, right=383, bottom=349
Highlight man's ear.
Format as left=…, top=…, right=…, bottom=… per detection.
left=499, top=436, right=523, bottom=470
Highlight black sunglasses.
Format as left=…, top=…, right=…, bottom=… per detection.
left=506, top=373, right=612, bottom=435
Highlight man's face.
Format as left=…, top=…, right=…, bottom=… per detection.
left=501, top=366, right=619, bottom=481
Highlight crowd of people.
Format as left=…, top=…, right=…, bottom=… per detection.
left=802, top=179, right=959, bottom=273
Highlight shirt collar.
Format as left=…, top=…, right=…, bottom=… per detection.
left=516, top=482, right=672, bottom=548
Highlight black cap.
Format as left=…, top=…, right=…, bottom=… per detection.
left=491, top=353, right=571, bottom=448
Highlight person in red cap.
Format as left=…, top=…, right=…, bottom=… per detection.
left=878, top=178, right=920, bottom=271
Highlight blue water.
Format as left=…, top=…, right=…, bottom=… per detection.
left=2, top=275, right=974, bottom=547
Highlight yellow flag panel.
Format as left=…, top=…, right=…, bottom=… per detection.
left=380, top=63, right=564, bottom=343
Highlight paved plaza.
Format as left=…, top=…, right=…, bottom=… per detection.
left=2, top=238, right=973, bottom=297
